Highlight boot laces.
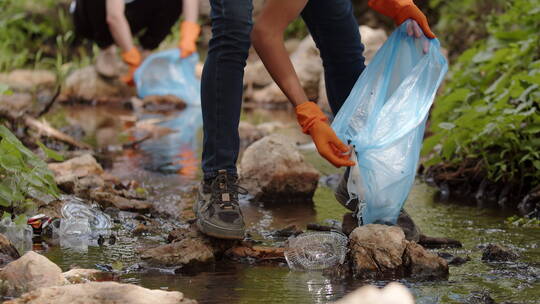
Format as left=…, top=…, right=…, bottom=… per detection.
left=210, top=173, right=248, bottom=209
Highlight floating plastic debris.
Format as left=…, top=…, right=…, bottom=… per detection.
left=0, top=217, right=33, bottom=254
left=284, top=231, right=348, bottom=271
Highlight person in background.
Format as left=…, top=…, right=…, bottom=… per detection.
left=72, top=0, right=200, bottom=85
left=195, top=0, right=435, bottom=240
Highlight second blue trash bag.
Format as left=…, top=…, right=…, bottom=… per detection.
left=134, top=49, right=200, bottom=106
left=331, top=21, right=448, bottom=225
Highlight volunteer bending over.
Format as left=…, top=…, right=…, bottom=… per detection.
left=72, top=0, right=200, bottom=85
left=252, top=0, right=435, bottom=236
left=195, top=0, right=434, bottom=240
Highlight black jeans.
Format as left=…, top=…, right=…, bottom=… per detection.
left=73, top=0, right=182, bottom=50
left=201, top=0, right=366, bottom=180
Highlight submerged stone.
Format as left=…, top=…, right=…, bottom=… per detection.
left=481, top=244, right=518, bottom=262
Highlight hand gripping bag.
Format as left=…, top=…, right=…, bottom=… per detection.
left=331, top=21, right=448, bottom=225
left=134, top=49, right=200, bottom=106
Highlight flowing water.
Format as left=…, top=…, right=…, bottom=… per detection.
left=43, top=105, right=539, bottom=304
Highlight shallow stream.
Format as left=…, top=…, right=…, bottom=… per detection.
left=44, top=105, right=539, bottom=304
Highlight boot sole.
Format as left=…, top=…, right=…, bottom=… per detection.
left=195, top=218, right=245, bottom=240
left=194, top=193, right=245, bottom=240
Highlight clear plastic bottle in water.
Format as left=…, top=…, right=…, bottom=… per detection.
left=284, top=231, right=348, bottom=271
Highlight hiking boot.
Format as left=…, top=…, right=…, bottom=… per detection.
left=194, top=170, right=247, bottom=240
left=334, top=167, right=358, bottom=211
left=96, top=46, right=120, bottom=78
left=397, top=209, right=421, bottom=242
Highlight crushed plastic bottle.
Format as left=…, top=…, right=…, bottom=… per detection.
left=284, top=231, right=348, bottom=271
left=60, top=196, right=112, bottom=237
left=0, top=217, right=33, bottom=254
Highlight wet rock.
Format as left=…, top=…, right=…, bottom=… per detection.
left=239, top=134, right=320, bottom=203
left=402, top=242, right=449, bottom=280
left=482, top=244, right=518, bottom=262
left=448, top=256, right=470, bottom=266
left=0, top=234, right=20, bottom=266
left=61, top=66, right=135, bottom=102
left=418, top=234, right=462, bottom=249
left=332, top=282, right=414, bottom=304
left=90, top=191, right=152, bottom=213
left=349, top=224, right=407, bottom=279
left=0, top=93, right=33, bottom=119
left=466, top=290, right=497, bottom=304
left=272, top=224, right=303, bottom=238
left=62, top=268, right=116, bottom=284
left=0, top=70, right=56, bottom=90
left=227, top=245, right=285, bottom=262
left=4, top=281, right=196, bottom=304
left=349, top=225, right=448, bottom=280
left=140, top=238, right=214, bottom=268
left=0, top=251, right=67, bottom=297
left=238, top=121, right=264, bottom=148
left=48, top=154, right=104, bottom=179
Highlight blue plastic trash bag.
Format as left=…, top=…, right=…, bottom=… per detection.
left=134, top=49, right=200, bottom=106
left=332, top=21, right=448, bottom=225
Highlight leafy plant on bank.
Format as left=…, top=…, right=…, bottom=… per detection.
left=0, top=125, right=60, bottom=215
left=423, top=0, right=540, bottom=186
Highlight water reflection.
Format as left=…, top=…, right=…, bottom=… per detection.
left=139, top=106, right=202, bottom=176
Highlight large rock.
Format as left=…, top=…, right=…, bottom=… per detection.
left=332, top=282, right=414, bottom=304
left=403, top=242, right=449, bottom=280
left=349, top=225, right=448, bottom=280
left=349, top=224, right=407, bottom=279
left=0, top=93, right=33, bottom=119
left=60, top=66, right=135, bottom=102
left=0, top=70, right=56, bottom=90
left=48, top=154, right=104, bottom=180
left=141, top=226, right=226, bottom=268
left=238, top=134, right=320, bottom=203
left=140, top=238, right=214, bottom=268
left=251, top=35, right=322, bottom=104
left=4, top=281, right=196, bottom=304
left=0, top=251, right=67, bottom=297
left=62, top=268, right=116, bottom=284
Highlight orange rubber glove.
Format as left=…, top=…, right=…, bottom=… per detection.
left=120, top=47, right=141, bottom=86
left=368, top=0, right=435, bottom=39
left=296, top=102, right=355, bottom=168
left=178, top=21, right=201, bottom=58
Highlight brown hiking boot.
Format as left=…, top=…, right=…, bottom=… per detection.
left=194, top=170, right=246, bottom=240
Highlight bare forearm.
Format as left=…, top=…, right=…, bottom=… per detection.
left=106, top=0, right=134, bottom=52
left=183, top=0, right=199, bottom=23
left=252, top=0, right=308, bottom=107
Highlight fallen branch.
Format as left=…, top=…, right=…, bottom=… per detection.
left=23, top=116, right=91, bottom=149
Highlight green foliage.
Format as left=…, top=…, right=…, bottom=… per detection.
left=429, top=0, right=506, bottom=59
left=424, top=0, right=540, bottom=184
left=505, top=215, right=540, bottom=228
left=285, top=18, right=309, bottom=40
left=0, top=0, right=91, bottom=75
left=0, top=125, right=60, bottom=210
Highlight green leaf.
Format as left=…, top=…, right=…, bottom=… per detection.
left=37, top=141, right=64, bottom=161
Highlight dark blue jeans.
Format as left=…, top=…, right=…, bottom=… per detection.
left=201, top=0, right=366, bottom=180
